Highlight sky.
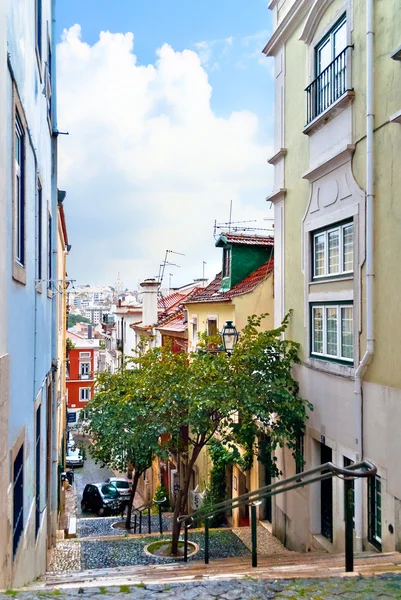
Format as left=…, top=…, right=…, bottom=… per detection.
left=56, top=0, right=275, bottom=289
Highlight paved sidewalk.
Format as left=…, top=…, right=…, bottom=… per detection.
left=4, top=573, right=401, bottom=598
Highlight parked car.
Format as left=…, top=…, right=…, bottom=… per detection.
left=105, top=477, right=131, bottom=498
left=66, top=448, right=84, bottom=468
left=81, top=482, right=122, bottom=516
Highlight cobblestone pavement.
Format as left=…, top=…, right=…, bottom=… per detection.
left=4, top=573, right=401, bottom=598
left=81, top=530, right=250, bottom=570
left=78, top=514, right=175, bottom=538
left=47, top=539, right=81, bottom=572
left=232, top=524, right=290, bottom=556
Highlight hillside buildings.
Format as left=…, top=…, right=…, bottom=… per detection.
left=66, top=332, right=99, bottom=424
left=264, top=0, right=401, bottom=554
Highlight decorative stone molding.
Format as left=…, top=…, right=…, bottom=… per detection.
left=263, top=0, right=310, bottom=56
left=299, top=0, right=335, bottom=44
left=303, top=91, right=355, bottom=136
left=390, top=109, right=401, bottom=124
left=302, top=144, right=355, bottom=182
left=268, top=148, right=287, bottom=166
left=266, top=188, right=287, bottom=205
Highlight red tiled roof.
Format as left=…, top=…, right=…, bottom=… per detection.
left=157, top=292, right=186, bottom=311
left=185, top=258, right=274, bottom=304
left=158, top=316, right=187, bottom=334
left=217, top=232, right=274, bottom=247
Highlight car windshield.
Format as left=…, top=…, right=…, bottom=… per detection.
left=114, top=481, right=129, bottom=489
left=101, top=484, right=119, bottom=497
left=67, top=449, right=81, bottom=458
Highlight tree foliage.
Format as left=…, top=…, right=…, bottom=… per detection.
left=85, top=313, right=311, bottom=550
left=67, top=314, right=91, bottom=328
left=84, top=368, right=169, bottom=528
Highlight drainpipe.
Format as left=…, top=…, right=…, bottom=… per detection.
left=50, top=0, right=59, bottom=546
left=354, top=0, right=374, bottom=553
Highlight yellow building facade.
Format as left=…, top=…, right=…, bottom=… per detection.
left=56, top=196, right=70, bottom=517
left=264, top=0, right=401, bottom=553
left=185, top=233, right=274, bottom=525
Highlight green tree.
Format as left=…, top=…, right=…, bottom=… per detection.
left=133, top=313, right=311, bottom=554
left=84, top=369, right=169, bottom=528
left=67, top=314, right=91, bottom=328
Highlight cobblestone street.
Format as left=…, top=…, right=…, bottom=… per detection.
left=4, top=573, right=401, bottom=598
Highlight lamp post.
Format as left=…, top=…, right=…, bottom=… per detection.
left=221, top=320, right=239, bottom=355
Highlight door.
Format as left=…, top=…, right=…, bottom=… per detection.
left=320, top=444, right=333, bottom=542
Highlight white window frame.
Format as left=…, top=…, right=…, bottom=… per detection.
left=311, top=304, right=353, bottom=362
left=80, top=387, right=90, bottom=402
left=206, top=317, right=218, bottom=337
left=79, top=352, right=90, bottom=358
left=312, top=221, right=354, bottom=279
left=80, top=362, right=90, bottom=376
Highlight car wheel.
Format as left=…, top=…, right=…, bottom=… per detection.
left=98, top=507, right=105, bottom=516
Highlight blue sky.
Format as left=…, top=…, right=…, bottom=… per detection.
left=56, top=1, right=275, bottom=287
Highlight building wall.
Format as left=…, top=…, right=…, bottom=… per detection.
left=2, top=0, right=58, bottom=587
left=267, top=0, right=401, bottom=554
left=67, top=347, right=95, bottom=419
left=0, top=0, right=10, bottom=584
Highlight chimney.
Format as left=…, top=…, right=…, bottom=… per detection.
left=140, top=278, right=160, bottom=326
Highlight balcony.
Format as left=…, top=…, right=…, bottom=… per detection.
left=79, top=373, right=93, bottom=380
left=305, top=46, right=354, bottom=133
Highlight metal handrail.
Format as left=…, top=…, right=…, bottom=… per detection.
left=305, top=45, right=354, bottom=124
left=178, top=460, right=376, bottom=571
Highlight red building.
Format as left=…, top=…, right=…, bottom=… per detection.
left=66, top=331, right=99, bottom=424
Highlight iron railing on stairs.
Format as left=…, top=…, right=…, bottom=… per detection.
left=178, top=460, right=377, bottom=572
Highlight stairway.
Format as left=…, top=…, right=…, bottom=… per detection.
left=29, top=551, right=401, bottom=591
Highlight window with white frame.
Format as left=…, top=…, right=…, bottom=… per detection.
left=311, top=304, right=353, bottom=362
left=207, top=318, right=218, bottom=336
left=79, top=352, right=90, bottom=358
left=313, top=221, right=353, bottom=279
left=192, top=317, right=198, bottom=347
left=80, top=362, right=90, bottom=377
left=222, top=248, right=231, bottom=278
left=15, top=113, right=25, bottom=266
left=80, top=388, right=90, bottom=402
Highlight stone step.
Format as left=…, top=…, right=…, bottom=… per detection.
left=29, top=551, right=401, bottom=591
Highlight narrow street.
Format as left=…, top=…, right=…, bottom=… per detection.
left=72, top=438, right=115, bottom=518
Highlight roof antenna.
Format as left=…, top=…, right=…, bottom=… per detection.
left=228, top=200, right=233, bottom=233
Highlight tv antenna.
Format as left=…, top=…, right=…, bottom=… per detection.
left=158, top=250, right=185, bottom=287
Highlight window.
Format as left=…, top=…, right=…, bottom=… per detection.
left=80, top=352, right=90, bottom=358
left=368, top=475, right=382, bottom=550
left=343, top=457, right=355, bottom=528
left=46, top=41, right=52, bottom=120
left=313, top=222, right=353, bottom=279
left=13, top=445, right=24, bottom=557
left=80, top=362, right=90, bottom=377
left=306, top=15, right=350, bottom=124
left=15, top=113, right=25, bottom=266
left=35, top=0, right=42, bottom=59
left=223, top=248, right=231, bottom=278
left=311, top=304, right=353, bottom=362
left=192, top=318, right=198, bottom=347
left=48, top=215, right=52, bottom=288
left=207, top=318, right=218, bottom=336
left=295, top=433, right=305, bottom=475
left=37, top=181, right=42, bottom=281
left=35, top=406, right=41, bottom=538
left=80, top=388, right=90, bottom=402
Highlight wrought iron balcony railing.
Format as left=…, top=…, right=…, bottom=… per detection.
left=306, top=45, right=353, bottom=125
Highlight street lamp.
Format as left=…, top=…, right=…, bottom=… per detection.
left=221, top=320, right=239, bottom=355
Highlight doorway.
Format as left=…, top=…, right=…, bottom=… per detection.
left=320, top=443, right=333, bottom=542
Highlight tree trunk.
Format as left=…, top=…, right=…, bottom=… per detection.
left=171, top=448, right=201, bottom=555
left=125, top=470, right=141, bottom=529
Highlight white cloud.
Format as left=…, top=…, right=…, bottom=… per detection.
left=57, top=26, right=273, bottom=287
